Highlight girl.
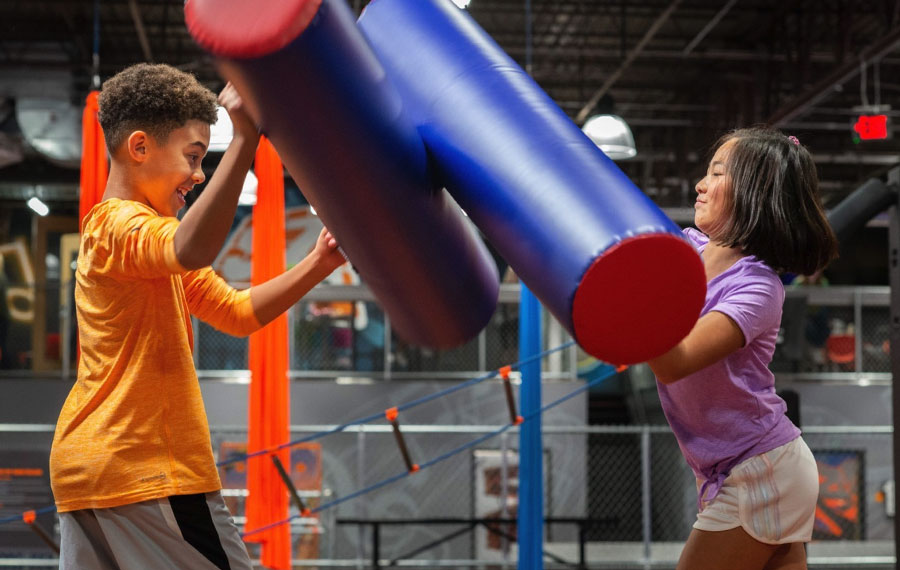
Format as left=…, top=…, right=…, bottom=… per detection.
left=649, top=127, right=839, bottom=570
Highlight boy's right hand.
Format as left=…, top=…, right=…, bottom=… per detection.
left=217, top=82, right=258, bottom=140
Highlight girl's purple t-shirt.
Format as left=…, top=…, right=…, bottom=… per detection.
left=657, top=228, right=800, bottom=506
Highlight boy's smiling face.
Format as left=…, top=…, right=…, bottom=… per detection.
left=138, top=120, right=211, bottom=217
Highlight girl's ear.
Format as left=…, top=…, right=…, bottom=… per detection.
left=126, top=131, right=149, bottom=163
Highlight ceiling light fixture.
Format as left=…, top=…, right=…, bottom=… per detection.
left=27, top=196, right=50, bottom=216
left=582, top=114, right=637, bottom=160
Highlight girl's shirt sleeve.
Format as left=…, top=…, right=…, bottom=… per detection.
left=710, top=265, right=784, bottom=346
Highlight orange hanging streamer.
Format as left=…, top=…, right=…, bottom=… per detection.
left=79, top=91, right=108, bottom=230
left=246, top=136, right=291, bottom=570
left=77, top=90, right=108, bottom=367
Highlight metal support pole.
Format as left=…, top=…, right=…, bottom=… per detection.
left=356, top=430, right=367, bottom=570
left=569, top=339, right=578, bottom=380
left=479, top=329, right=487, bottom=372
left=854, top=289, right=863, bottom=374
left=372, top=522, right=380, bottom=569
left=191, top=316, right=200, bottom=368
left=641, top=428, right=652, bottom=569
left=886, top=166, right=900, bottom=557
left=578, top=521, right=587, bottom=570
left=61, top=277, right=72, bottom=379
left=501, top=430, right=511, bottom=562
left=384, top=314, right=392, bottom=381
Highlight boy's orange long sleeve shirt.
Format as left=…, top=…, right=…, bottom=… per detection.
left=50, top=198, right=262, bottom=512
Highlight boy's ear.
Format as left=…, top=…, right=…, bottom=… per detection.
left=126, top=131, right=149, bottom=163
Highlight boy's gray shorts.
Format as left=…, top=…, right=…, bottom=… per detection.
left=58, top=491, right=253, bottom=570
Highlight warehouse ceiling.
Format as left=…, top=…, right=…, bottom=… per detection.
left=1, top=0, right=900, bottom=214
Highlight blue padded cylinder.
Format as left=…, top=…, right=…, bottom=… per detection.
left=359, top=0, right=706, bottom=364
left=185, top=0, right=499, bottom=348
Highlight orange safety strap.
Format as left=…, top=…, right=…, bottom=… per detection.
left=498, top=366, right=523, bottom=425
left=385, top=407, right=419, bottom=473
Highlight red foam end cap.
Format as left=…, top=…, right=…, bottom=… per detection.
left=573, top=233, right=706, bottom=365
left=185, top=0, right=322, bottom=59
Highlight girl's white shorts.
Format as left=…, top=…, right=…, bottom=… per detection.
left=693, top=436, right=819, bottom=545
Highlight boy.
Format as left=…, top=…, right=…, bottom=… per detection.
left=49, top=63, right=345, bottom=569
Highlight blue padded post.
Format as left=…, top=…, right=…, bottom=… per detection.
left=359, top=0, right=705, bottom=364
left=185, top=0, right=499, bottom=348
left=518, top=286, right=543, bottom=570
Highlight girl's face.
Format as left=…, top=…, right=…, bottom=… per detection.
left=694, top=138, right=735, bottom=240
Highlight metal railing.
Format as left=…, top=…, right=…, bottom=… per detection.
left=0, top=424, right=892, bottom=569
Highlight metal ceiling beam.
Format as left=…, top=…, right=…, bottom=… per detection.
left=767, top=25, right=900, bottom=126
left=682, top=0, right=738, bottom=55
left=0, top=182, right=78, bottom=202
left=505, top=46, right=873, bottom=63
left=575, top=0, right=683, bottom=124
left=127, top=0, right=154, bottom=62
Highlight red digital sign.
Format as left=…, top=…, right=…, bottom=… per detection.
left=853, top=114, right=889, bottom=140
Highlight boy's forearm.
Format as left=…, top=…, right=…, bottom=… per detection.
left=174, top=133, right=259, bottom=269
left=249, top=253, right=333, bottom=327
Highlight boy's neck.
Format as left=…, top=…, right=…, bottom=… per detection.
left=103, top=162, right=150, bottom=208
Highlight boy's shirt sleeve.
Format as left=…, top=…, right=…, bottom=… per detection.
left=182, top=267, right=263, bottom=337
left=103, top=203, right=187, bottom=278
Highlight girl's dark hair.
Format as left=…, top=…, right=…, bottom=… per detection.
left=98, top=63, right=218, bottom=152
left=715, top=126, right=838, bottom=275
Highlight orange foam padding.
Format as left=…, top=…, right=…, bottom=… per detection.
left=185, top=0, right=322, bottom=59
left=385, top=407, right=399, bottom=422
left=22, top=510, right=36, bottom=525
left=573, top=233, right=705, bottom=365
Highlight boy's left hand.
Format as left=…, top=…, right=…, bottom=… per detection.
left=312, top=227, right=347, bottom=275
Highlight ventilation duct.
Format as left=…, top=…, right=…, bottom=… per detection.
left=16, top=98, right=82, bottom=168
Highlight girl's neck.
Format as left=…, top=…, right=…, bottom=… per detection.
left=703, top=240, right=746, bottom=282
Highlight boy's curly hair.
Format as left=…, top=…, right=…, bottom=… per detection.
left=98, top=63, right=218, bottom=153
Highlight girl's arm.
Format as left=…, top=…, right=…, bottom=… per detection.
left=648, top=311, right=745, bottom=384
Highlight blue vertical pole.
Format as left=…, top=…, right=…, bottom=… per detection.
left=518, top=284, right=542, bottom=570
left=518, top=0, right=542, bottom=564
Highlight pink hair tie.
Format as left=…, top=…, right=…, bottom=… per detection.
left=788, top=135, right=800, bottom=146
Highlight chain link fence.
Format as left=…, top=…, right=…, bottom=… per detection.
left=204, top=424, right=894, bottom=569
left=771, top=287, right=892, bottom=379
left=0, top=422, right=893, bottom=568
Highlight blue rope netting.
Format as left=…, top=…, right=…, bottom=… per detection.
left=0, top=340, right=622, bottom=538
